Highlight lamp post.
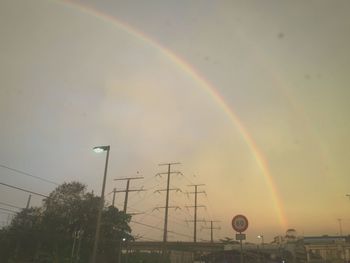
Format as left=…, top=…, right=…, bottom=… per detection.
left=91, top=145, right=110, bottom=263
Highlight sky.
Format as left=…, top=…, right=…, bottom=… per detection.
left=0, top=0, right=350, bottom=243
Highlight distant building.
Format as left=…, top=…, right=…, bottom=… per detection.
left=303, top=235, right=349, bottom=263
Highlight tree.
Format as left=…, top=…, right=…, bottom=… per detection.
left=0, top=182, right=132, bottom=263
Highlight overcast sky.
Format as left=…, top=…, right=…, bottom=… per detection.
left=0, top=0, right=349, bottom=242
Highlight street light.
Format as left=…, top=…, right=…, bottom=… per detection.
left=91, top=145, right=110, bottom=263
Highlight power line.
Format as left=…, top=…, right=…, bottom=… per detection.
left=203, top=193, right=215, bottom=221
left=132, top=217, right=164, bottom=240
left=0, top=164, right=59, bottom=185
left=168, top=230, right=192, bottom=239
left=128, top=181, right=160, bottom=208
left=201, top=220, right=221, bottom=243
left=128, top=189, right=157, bottom=208
left=0, top=182, right=49, bottom=198
left=131, top=220, right=192, bottom=239
left=129, top=206, right=190, bottom=230
left=114, top=176, right=145, bottom=213
left=136, top=236, right=160, bottom=242
left=0, top=201, right=22, bottom=210
left=0, top=207, right=17, bottom=214
left=131, top=220, right=163, bottom=231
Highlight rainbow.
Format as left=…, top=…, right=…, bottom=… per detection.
left=236, top=32, right=327, bottom=174
left=58, top=0, right=288, bottom=229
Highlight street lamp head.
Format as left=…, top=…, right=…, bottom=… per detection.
left=93, top=145, right=110, bottom=153
left=258, top=235, right=263, bottom=239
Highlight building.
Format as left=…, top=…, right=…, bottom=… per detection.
left=303, top=236, right=350, bottom=263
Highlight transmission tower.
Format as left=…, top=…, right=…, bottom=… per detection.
left=186, top=184, right=206, bottom=243
left=155, top=162, right=181, bottom=243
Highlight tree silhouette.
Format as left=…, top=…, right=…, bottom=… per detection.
left=0, top=181, right=132, bottom=262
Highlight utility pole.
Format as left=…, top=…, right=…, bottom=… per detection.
left=26, top=194, right=32, bottom=209
left=338, top=218, right=343, bottom=236
left=156, top=162, right=181, bottom=243
left=112, top=188, right=117, bottom=207
left=114, top=176, right=144, bottom=213
left=201, top=220, right=221, bottom=243
left=337, top=218, right=346, bottom=263
left=155, top=162, right=181, bottom=262
left=186, top=184, right=205, bottom=243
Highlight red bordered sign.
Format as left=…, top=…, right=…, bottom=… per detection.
left=232, top=214, right=249, bottom=233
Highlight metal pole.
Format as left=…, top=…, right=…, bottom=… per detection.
left=162, top=164, right=171, bottom=263
left=338, top=219, right=346, bottom=263
left=123, top=179, right=130, bottom=213
left=118, top=241, right=122, bottom=263
left=163, top=164, right=171, bottom=243
left=240, top=232, right=243, bottom=263
left=158, top=162, right=180, bottom=262
left=125, top=242, right=129, bottom=263
left=194, top=185, right=197, bottom=243
left=112, top=188, right=116, bottom=207
left=26, top=194, right=32, bottom=209
left=187, top=184, right=205, bottom=243
left=114, top=176, right=144, bottom=212
left=91, top=146, right=110, bottom=263
left=338, top=218, right=343, bottom=236
left=210, top=221, right=213, bottom=243
left=261, top=236, right=264, bottom=263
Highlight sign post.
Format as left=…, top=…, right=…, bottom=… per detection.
left=232, top=215, right=249, bottom=263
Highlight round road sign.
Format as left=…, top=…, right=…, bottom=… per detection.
left=232, top=214, right=249, bottom=232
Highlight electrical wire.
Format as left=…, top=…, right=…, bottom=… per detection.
left=136, top=236, right=160, bottom=242
left=129, top=205, right=190, bottom=229
left=0, top=207, right=17, bottom=214
left=0, top=164, right=59, bottom=185
left=0, top=201, right=22, bottom=210
left=0, top=182, right=49, bottom=198
left=131, top=220, right=192, bottom=239
left=131, top=220, right=163, bottom=231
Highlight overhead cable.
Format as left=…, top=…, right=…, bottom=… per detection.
left=0, top=164, right=59, bottom=185
left=0, top=182, right=49, bottom=198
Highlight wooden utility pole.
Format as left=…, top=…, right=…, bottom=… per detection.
left=114, top=176, right=144, bottom=213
